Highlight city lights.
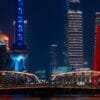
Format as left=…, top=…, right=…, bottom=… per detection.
left=11, top=54, right=27, bottom=71
left=0, top=0, right=100, bottom=95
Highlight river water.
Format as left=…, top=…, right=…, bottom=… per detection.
left=0, top=95, right=100, bottom=100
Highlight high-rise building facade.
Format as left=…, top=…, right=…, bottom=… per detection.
left=0, top=44, right=10, bottom=70
left=50, top=44, right=58, bottom=74
left=93, top=12, right=100, bottom=71
left=93, top=12, right=100, bottom=85
left=64, top=0, right=84, bottom=69
left=0, top=34, right=10, bottom=70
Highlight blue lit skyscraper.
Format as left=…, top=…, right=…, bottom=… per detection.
left=64, top=0, right=84, bottom=69
left=11, top=0, right=28, bottom=72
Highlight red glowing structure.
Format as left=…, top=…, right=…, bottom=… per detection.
left=93, top=25, right=100, bottom=71
left=93, top=12, right=100, bottom=85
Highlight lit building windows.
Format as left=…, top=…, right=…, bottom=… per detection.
left=93, top=12, right=100, bottom=72
left=18, top=16, right=23, bottom=23
left=64, top=0, right=84, bottom=69
left=18, top=24, right=23, bottom=32
left=18, top=7, right=23, bottom=15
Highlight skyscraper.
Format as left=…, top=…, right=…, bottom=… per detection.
left=0, top=44, right=10, bottom=70
left=0, top=34, right=10, bottom=70
left=93, top=12, right=100, bottom=85
left=64, top=0, right=84, bottom=69
left=93, top=12, right=100, bottom=71
left=50, top=44, right=58, bottom=74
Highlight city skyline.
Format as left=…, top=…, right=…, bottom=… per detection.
left=0, top=0, right=100, bottom=98
left=0, top=0, right=100, bottom=72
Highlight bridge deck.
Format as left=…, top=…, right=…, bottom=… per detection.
left=0, top=85, right=100, bottom=96
left=0, top=85, right=100, bottom=90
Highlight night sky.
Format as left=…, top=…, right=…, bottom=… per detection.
left=0, top=0, right=100, bottom=72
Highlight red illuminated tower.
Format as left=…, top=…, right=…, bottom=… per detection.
left=93, top=12, right=100, bottom=85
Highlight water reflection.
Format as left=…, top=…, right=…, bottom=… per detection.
left=0, top=95, right=100, bottom=100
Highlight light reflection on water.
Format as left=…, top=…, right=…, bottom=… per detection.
left=0, top=95, right=100, bottom=100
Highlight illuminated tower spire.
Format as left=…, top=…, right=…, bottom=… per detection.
left=11, top=0, right=28, bottom=72
left=14, top=0, right=25, bottom=47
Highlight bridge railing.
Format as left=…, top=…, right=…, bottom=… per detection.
left=51, top=71, right=100, bottom=87
left=0, top=71, right=41, bottom=87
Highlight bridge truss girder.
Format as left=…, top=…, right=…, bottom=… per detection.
left=51, top=71, right=100, bottom=86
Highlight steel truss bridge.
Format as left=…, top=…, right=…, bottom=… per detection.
left=51, top=71, right=100, bottom=86
left=0, top=71, right=100, bottom=89
left=0, top=71, right=41, bottom=87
